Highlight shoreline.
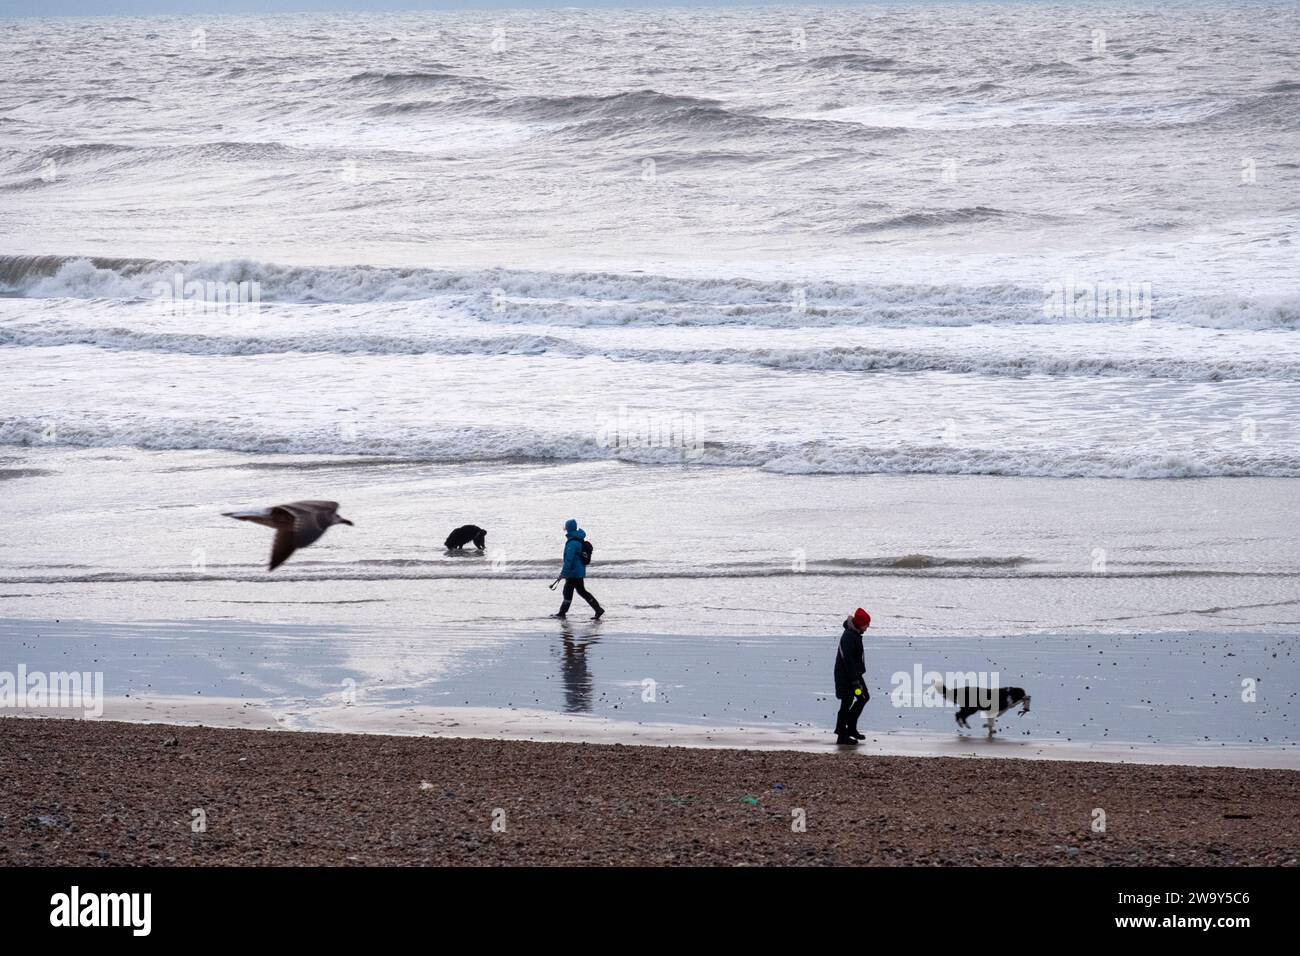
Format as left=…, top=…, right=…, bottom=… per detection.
left=4, top=716, right=1297, bottom=866
left=5, top=612, right=1295, bottom=771
left=8, top=699, right=1299, bottom=771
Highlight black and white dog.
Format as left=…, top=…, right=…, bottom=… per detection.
left=933, top=679, right=1030, bottom=735
left=444, top=524, right=487, bottom=551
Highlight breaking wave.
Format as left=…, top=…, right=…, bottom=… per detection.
left=3, top=255, right=1298, bottom=331
left=5, top=319, right=1299, bottom=382
left=2, top=415, right=1297, bottom=478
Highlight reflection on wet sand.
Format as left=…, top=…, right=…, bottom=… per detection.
left=557, top=618, right=602, bottom=714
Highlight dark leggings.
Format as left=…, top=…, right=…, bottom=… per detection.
left=835, top=687, right=868, bottom=734
left=560, top=577, right=600, bottom=612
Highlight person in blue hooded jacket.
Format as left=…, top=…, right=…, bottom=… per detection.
left=553, top=518, right=604, bottom=620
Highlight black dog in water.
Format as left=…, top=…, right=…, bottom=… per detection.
left=933, top=680, right=1031, bottom=733
left=444, top=524, right=487, bottom=551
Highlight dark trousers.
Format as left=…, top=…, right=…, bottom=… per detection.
left=835, top=687, right=868, bottom=735
left=559, top=577, right=600, bottom=614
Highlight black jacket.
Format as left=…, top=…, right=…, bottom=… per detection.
left=833, top=619, right=866, bottom=699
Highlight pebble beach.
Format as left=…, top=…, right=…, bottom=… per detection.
left=5, top=717, right=1297, bottom=867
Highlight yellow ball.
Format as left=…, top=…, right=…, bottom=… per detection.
left=854, top=688, right=862, bottom=696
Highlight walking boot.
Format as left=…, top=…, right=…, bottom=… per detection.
left=848, top=714, right=866, bottom=740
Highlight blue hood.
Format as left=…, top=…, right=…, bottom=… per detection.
left=560, top=521, right=587, bottom=578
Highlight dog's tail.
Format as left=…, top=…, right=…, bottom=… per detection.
left=931, top=679, right=958, bottom=704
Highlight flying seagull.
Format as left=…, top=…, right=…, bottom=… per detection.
left=222, top=500, right=354, bottom=571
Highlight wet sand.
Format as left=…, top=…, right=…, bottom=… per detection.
left=16, top=695, right=1297, bottom=770
left=5, top=615, right=1296, bottom=766
left=4, top=717, right=1298, bottom=866
left=5, top=453, right=1298, bottom=774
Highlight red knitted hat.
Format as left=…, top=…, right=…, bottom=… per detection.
left=852, top=608, right=871, bottom=630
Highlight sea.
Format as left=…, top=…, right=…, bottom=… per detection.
left=1, top=2, right=1297, bottom=763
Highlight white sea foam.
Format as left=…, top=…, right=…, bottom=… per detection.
left=2, top=411, right=1295, bottom=479
left=3, top=255, right=1299, bottom=332
left=5, top=314, right=1300, bottom=382
left=0, top=5, right=1296, bottom=480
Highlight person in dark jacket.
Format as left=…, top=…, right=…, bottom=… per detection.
left=833, top=607, right=871, bottom=744
left=553, top=518, right=604, bottom=620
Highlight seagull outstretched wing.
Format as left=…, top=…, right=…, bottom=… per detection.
left=225, top=500, right=347, bottom=571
